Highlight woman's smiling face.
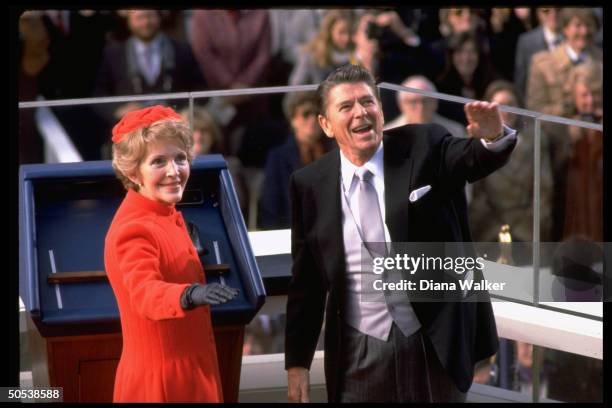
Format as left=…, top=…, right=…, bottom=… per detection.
left=131, top=140, right=190, bottom=205
left=330, top=18, right=351, bottom=51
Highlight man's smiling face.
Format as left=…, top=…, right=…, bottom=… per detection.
left=318, top=82, right=384, bottom=165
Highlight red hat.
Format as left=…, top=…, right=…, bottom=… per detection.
left=112, top=105, right=183, bottom=143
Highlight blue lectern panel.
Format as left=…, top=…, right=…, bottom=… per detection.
left=32, top=177, right=125, bottom=325
left=179, top=198, right=250, bottom=314
left=219, top=170, right=266, bottom=312
left=178, top=168, right=265, bottom=325
left=35, top=190, right=122, bottom=324
left=20, top=157, right=265, bottom=334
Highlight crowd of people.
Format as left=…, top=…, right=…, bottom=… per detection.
left=18, top=7, right=603, bottom=242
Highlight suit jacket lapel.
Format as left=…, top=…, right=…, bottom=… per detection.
left=311, top=150, right=346, bottom=286
left=383, top=136, right=413, bottom=243
left=536, top=28, right=548, bottom=52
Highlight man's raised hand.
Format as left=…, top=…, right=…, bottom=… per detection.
left=464, top=101, right=503, bottom=141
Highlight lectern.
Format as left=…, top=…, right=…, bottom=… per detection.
left=19, top=155, right=266, bottom=402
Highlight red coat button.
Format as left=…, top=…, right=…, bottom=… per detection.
left=176, top=219, right=183, bottom=227
left=189, top=247, right=195, bottom=255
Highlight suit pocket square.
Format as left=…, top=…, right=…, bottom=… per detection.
left=409, top=185, right=432, bottom=202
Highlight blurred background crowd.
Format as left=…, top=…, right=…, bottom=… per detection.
left=17, top=7, right=603, bottom=245
left=17, top=7, right=603, bottom=402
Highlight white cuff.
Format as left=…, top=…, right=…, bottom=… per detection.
left=480, top=124, right=517, bottom=152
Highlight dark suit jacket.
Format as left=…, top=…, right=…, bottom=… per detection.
left=94, top=35, right=206, bottom=98
left=514, top=27, right=549, bottom=101
left=259, top=136, right=336, bottom=229
left=41, top=11, right=115, bottom=99
left=285, top=123, right=516, bottom=401
left=93, top=35, right=207, bottom=129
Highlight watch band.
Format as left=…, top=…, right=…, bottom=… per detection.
left=485, top=129, right=504, bottom=143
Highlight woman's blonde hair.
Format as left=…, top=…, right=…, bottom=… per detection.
left=565, top=60, right=603, bottom=116
left=304, top=9, right=354, bottom=68
left=567, top=60, right=603, bottom=93
left=111, top=119, right=194, bottom=191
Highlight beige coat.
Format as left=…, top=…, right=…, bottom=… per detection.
left=526, top=44, right=602, bottom=117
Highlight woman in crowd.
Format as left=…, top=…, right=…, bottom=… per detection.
left=179, top=106, right=249, bottom=218
left=426, top=7, right=485, bottom=78
left=562, top=61, right=603, bottom=242
left=104, top=105, right=239, bottom=402
left=180, top=106, right=224, bottom=156
left=436, top=30, right=499, bottom=125
left=289, top=9, right=354, bottom=85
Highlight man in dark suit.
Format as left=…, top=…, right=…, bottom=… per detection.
left=514, top=7, right=562, bottom=101
left=94, top=10, right=206, bottom=122
left=33, top=11, right=117, bottom=160
left=285, top=64, right=517, bottom=402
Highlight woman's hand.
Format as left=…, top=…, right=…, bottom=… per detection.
left=182, top=283, right=239, bottom=309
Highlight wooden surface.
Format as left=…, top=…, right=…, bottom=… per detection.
left=47, top=264, right=231, bottom=284
left=27, top=317, right=244, bottom=402
left=213, top=325, right=245, bottom=403
left=40, top=331, right=122, bottom=402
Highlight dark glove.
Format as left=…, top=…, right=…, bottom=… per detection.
left=181, top=283, right=239, bottom=309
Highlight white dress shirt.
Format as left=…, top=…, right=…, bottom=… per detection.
left=133, top=35, right=162, bottom=86
left=340, top=142, right=414, bottom=341
left=542, top=26, right=562, bottom=51
left=565, top=45, right=587, bottom=65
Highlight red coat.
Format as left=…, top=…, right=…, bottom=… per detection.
left=104, top=189, right=223, bottom=402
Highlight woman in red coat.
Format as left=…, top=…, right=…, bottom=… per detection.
left=104, top=105, right=239, bottom=402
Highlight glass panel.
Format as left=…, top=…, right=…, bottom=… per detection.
left=476, top=113, right=536, bottom=251
left=474, top=338, right=602, bottom=402
left=538, top=117, right=604, bottom=307
left=382, top=86, right=537, bottom=304
left=542, top=345, right=603, bottom=402
left=194, top=90, right=324, bottom=232
left=242, top=312, right=325, bottom=356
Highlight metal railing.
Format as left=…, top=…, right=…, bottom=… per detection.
left=18, top=83, right=604, bottom=308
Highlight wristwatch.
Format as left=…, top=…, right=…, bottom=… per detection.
left=485, top=129, right=505, bottom=143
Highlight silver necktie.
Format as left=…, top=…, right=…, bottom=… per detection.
left=143, top=46, right=156, bottom=85
left=356, top=168, right=387, bottom=258
left=356, top=167, right=419, bottom=338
